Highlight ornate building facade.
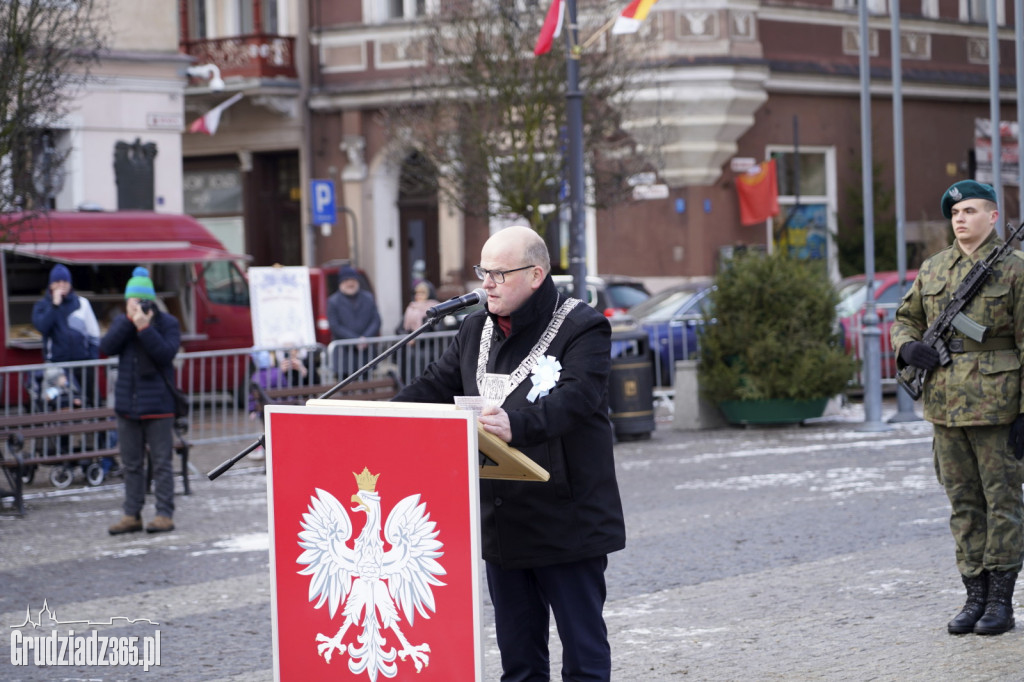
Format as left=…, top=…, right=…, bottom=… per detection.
left=180, top=0, right=1017, bottom=331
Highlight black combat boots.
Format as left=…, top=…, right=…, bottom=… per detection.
left=947, top=572, right=988, bottom=634
left=973, top=570, right=1017, bottom=635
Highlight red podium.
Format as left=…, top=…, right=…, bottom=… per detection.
left=264, top=401, right=504, bottom=681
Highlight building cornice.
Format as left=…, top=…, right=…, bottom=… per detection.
left=765, top=70, right=1016, bottom=101
left=756, top=4, right=1014, bottom=39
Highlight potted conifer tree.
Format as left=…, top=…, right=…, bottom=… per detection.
left=697, top=251, right=857, bottom=425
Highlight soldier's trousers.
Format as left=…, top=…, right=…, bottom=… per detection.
left=933, top=423, right=1024, bottom=576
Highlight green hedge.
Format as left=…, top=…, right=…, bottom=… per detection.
left=698, top=252, right=858, bottom=403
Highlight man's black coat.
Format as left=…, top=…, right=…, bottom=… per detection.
left=395, top=275, right=626, bottom=569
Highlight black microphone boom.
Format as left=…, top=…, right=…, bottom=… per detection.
left=426, top=288, right=486, bottom=318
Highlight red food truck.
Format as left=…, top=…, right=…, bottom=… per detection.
left=0, top=210, right=254, bottom=404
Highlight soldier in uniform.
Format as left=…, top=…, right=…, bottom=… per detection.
left=892, top=179, right=1024, bottom=635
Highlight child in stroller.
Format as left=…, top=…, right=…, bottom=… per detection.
left=28, top=366, right=115, bottom=488
left=248, top=348, right=307, bottom=461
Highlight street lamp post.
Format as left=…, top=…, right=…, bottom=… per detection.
left=564, top=0, right=587, bottom=301
left=858, top=0, right=889, bottom=432
left=889, top=0, right=920, bottom=422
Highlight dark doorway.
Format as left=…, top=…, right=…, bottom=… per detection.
left=245, top=151, right=302, bottom=266
left=397, top=151, right=440, bottom=302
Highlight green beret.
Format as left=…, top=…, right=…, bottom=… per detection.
left=941, top=180, right=997, bottom=219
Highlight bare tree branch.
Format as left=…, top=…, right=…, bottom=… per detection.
left=0, top=0, right=105, bottom=227
left=383, top=0, right=660, bottom=236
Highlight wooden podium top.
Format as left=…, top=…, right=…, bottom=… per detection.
left=303, top=399, right=549, bottom=482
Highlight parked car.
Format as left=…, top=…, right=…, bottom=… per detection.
left=835, top=270, right=918, bottom=380
left=552, top=274, right=651, bottom=317
left=628, top=282, right=714, bottom=386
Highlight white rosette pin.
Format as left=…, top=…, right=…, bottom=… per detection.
left=527, top=355, right=562, bottom=402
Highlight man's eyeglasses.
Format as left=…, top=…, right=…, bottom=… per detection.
left=473, top=264, right=535, bottom=284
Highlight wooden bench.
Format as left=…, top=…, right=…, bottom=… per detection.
left=0, top=407, right=191, bottom=516
left=249, top=373, right=403, bottom=413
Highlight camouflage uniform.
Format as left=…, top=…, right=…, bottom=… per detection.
left=892, top=230, right=1024, bottom=576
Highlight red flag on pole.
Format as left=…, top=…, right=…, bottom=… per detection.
left=188, top=93, right=244, bottom=135
left=735, top=159, right=780, bottom=225
left=534, top=0, right=565, bottom=56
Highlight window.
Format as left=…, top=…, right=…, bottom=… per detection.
left=960, top=0, right=1005, bottom=23
left=833, top=0, right=890, bottom=13
left=920, top=0, right=939, bottom=18
left=966, top=0, right=987, bottom=21
left=190, top=0, right=207, bottom=40
left=238, top=0, right=278, bottom=34
left=31, top=130, right=67, bottom=210
left=239, top=0, right=253, bottom=33
left=366, top=0, right=435, bottom=22
left=184, top=169, right=243, bottom=216
left=203, top=261, right=250, bottom=306
left=765, top=147, right=838, bottom=275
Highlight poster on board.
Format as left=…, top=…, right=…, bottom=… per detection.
left=248, top=266, right=316, bottom=348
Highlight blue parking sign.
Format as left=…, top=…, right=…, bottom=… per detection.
left=311, top=179, right=336, bottom=225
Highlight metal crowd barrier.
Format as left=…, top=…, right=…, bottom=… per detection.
left=644, top=316, right=704, bottom=390
left=0, top=330, right=459, bottom=447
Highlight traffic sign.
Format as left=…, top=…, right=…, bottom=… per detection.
left=310, top=179, right=336, bottom=225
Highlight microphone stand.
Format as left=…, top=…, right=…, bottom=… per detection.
left=207, top=316, right=443, bottom=480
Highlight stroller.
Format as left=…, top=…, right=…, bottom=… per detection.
left=25, top=366, right=112, bottom=489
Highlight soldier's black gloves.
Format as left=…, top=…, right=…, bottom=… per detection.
left=900, top=341, right=940, bottom=370
left=1009, top=415, right=1024, bottom=461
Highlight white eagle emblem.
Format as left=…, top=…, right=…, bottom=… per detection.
left=296, top=468, right=446, bottom=681
left=949, top=186, right=962, bottom=201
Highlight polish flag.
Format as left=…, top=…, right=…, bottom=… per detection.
left=533, top=0, right=565, bottom=56
left=611, top=0, right=660, bottom=35
left=188, top=93, right=244, bottom=135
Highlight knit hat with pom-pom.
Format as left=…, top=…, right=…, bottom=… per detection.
left=124, top=266, right=156, bottom=300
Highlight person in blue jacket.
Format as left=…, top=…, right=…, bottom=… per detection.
left=102, top=267, right=181, bottom=535
left=32, top=263, right=100, bottom=404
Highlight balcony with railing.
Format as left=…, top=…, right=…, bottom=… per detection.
left=182, top=34, right=297, bottom=81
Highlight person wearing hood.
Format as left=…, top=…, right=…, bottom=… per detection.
left=327, top=265, right=381, bottom=379
left=32, top=263, right=101, bottom=404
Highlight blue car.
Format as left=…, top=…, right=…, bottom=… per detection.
left=629, top=283, right=714, bottom=386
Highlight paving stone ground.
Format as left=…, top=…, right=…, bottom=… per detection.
left=1, top=400, right=1021, bottom=680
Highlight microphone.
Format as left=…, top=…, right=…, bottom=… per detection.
left=426, top=288, right=486, bottom=318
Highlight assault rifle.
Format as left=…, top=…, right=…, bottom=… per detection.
left=898, top=220, right=1024, bottom=400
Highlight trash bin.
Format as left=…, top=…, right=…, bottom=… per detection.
left=608, top=325, right=655, bottom=441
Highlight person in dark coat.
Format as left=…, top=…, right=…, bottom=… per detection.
left=394, top=225, right=626, bottom=681
left=102, top=267, right=181, bottom=535
left=327, top=265, right=381, bottom=379
left=31, top=263, right=101, bottom=404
